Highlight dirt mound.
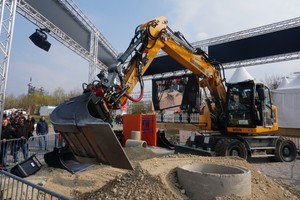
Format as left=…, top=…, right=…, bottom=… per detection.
left=75, top=165, right=181, bottom=200
left=28, top=147, right=298, bottom=199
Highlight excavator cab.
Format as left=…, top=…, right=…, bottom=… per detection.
left=226, top=80, right=278, bottom=134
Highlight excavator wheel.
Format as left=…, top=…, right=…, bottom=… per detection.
left=215, top=138, right=248, bottom=159
left=273, top=138, right=297, bottom=162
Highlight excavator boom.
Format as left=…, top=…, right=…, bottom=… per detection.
left=50, top=16, right=228, bottom=170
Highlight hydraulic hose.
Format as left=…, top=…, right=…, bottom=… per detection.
left=125, top=88, right=144, bottom=102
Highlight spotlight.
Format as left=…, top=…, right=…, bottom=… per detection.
left=29, top=28, right=51, bottom=52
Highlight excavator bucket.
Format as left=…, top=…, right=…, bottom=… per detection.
left=50, top=92, right=133, bottom=170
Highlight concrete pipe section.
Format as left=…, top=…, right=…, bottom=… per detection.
left=125, top=139, right=147, bottom=148
left=131, top=131, right=141, bottom=140
left=177, top=163, right=251, bottom=200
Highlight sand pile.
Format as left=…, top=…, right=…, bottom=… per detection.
left=27, top=147, right=298, bottom=200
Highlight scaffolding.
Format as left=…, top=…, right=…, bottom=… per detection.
left=0, top=0, right=118, bottom=134
left=0, top=0, right=17, bottom=134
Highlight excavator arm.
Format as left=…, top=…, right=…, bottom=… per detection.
left=49, top=16, right=227, bottom=171
left=112, top=16, right=227, bottom=128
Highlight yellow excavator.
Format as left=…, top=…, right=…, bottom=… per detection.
left=49, top=16, right=297, bottom=171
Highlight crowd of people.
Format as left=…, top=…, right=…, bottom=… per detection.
left=0, top=112, right=49, bottom=168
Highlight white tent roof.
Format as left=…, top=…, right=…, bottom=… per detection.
left=275, top=74, right=300, bottom=92
left=227, top=67, right=254, bottom=83
left=273, top=74, right=300, bottom=128
left=277, top=77, right=290, bottom=89
left=285, top=74, right=300, bottom=89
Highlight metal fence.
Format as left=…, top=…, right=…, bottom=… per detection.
left=0, top=133, right=65, bottom=167
left=157, top=113, right=198, bottom=123
left=0, top=133, right=69, bottom=200
left=0, top=170, right=69, bottom=200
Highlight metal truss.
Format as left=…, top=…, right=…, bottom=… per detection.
left=0, top=0, right=17, bottom=133
left=58, top=0, right=118, bottom=57
left=0, top=0, right=117, bottom=133
left=157, top=17, right=300, bottom=71
left=194, top=17, right=300, bottom=69
left=193, top=17, right=300, bottom=47
left=0, top=0, right=299, bottom=118
left=16, top=0, right=117, bottom=81
left=88, top=32, right=99, bottom=82
left=223, top=51, right=300, bottom=69
left=143, top=69, right=192, bottom=81
left=57, top=0, right=118, bottom=81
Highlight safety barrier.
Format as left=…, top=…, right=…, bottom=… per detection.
left=0, top=170, right=70, bottom=200
left=27, top=133, right=65, bottom=164
left=157, top=113, right=198, bottom=123
left=0, top=133, right=65, bottom=167
left=0, top=133, right=69, bottom=199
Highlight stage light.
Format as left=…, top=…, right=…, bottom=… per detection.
left=29, top=28, right=51, bottom=52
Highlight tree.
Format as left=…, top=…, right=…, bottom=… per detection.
left=263, top=74, right=281, bottom=90
left=4, top=94, right=18, bottom=109
left=66, top=88, right=82, bottom=99
left=52, top=87, right=66, bottom=105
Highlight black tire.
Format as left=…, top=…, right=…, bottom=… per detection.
left=215, top=138, right=248, bottom=159
left=274, top=139, right=297, bottom=162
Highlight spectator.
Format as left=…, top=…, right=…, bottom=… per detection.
left=13, top=118, right=31, bottom=163
left=36, top=116, right=49, bottom=150
left=10, top=116, right=19, bottom=129
left=26, top=115, right=35, bottom=138
left=19, top=113, right=26, bottom=122
left=0, top=118, right=14, bottom=167
left=9, top=115, right=19, bottom=156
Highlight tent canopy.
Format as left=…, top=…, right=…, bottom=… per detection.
left=277, top=77, right=290, bottom=89
left=273, top=74, right=300, bottom=129
left=227, top=67, right=254, bottom=83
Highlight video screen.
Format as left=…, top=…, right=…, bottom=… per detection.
left=152, top=74, right=200, bottom=112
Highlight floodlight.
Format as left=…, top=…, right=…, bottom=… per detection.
left=29, top=28, right=51, bottom=52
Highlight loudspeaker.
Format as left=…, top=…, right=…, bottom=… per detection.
left=29, top=29, right=51, bottom=52
left=10, top=154, right=42, bottom=178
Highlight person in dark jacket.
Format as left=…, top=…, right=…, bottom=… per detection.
left=36, top=116, right=49, bottom=150
left=0, top=118, right=15, bottom=166
left=26, top=115, right=35, bottom=139
left=13, top=118, right=31, bottom=163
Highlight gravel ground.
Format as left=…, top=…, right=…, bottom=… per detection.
left=43, top=127, right=300, bottom=198
left=250, top=157, right=300, bottom=198
left=26, top=146, right=300, bottom=199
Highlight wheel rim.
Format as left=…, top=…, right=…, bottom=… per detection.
left=282, top=146, right=291, bottom=157
left=230, top=148, right=240, bottom=156
left=279, top=140, right=297, bottom=162
left=215, top=139, right=247, bottom=159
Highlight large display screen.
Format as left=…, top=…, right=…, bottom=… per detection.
left=152, top=74, right=200, bottom=112
left=208, top=26, right=300, bottom=63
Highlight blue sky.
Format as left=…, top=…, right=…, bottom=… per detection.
left=6, top=0, right=300, bottom=96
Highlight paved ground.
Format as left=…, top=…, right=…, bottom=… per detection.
left=250, top=157, right=300, bottom=197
